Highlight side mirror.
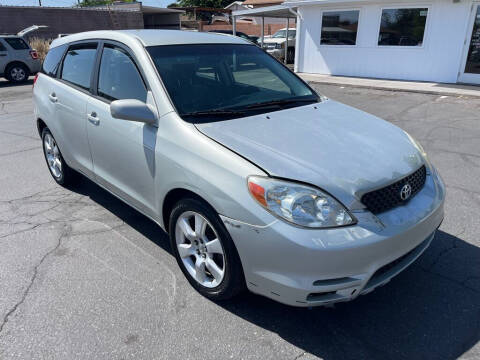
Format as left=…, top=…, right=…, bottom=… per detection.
left=110, top=99, right=157, bottom=125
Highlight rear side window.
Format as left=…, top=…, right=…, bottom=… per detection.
left=97, top=45, right=147, bottom=102
left=42, top=44, right=66, bottom=77
left=4, top=37, right=29, bottom=50
left=61, top=43, right=97, bottom=90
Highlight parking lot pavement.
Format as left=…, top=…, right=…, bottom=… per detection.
left=0, top=79, right=479, bottom=360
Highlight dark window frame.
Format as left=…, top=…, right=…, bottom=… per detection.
left=377, top=6, right=430, bottom=48
left=320, top=9, right=361, bottom=46
left=94, top=41, right=148, bottom=104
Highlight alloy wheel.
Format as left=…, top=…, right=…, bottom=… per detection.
left=10, top=67, right=26, bottom=82
left=175, top=211, right=225, bottom=288
left=43, top=133, right=63, bottom=179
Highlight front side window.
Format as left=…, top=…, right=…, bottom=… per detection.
left=147, top=44, right=317, bottom=121
left=321, top=10, right=359, bottom=45
left=378, top=8, right=428, bottom=46
left=61, top=44, right=97, bottom=90
left=4, top=37, right=29, bottom=50
left=0, top=40, right=6, bottom=52
left=97, top=45, right=147, bottom=102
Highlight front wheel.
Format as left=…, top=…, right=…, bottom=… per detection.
left=169, top=198, right=245, bottom=301
left=287, top=48, right=295, bottom=64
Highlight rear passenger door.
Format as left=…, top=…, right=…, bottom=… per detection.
left=0, top=39, right=9, bottom=75
left=86, top=42, right=157, bottom=217
left=54, top=42, right=98, bottom=178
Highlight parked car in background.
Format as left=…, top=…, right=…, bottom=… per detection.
left=33, top=30, right=445, bottom=307
left=208, top=30, right=258, bottom=44
left=0, top=25, right=46, bottom=83
left=261, top=28, right=296, bottom=63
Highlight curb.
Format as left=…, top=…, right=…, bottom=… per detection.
left=301, top=78, right=480, bottom=99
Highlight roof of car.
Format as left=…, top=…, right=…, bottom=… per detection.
left=51, top=29, right=250, bottom=48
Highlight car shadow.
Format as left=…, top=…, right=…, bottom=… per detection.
left=0, top=79, right=34, bottom=88
left=68, top=176, right=480, bottom=360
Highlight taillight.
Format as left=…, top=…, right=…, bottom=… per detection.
left=30, top=50, right=39, bottom=60
left=33, top=73, right=39, bottom=88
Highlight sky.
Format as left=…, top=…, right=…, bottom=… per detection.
left=0, top=0, right=172, bottom=8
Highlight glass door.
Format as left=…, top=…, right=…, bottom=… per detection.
left=459, top=3, right=480, bottom=84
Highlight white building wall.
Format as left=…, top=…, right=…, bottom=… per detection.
left=297, top=0, right=473, bottom=83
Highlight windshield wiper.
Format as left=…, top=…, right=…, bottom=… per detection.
left=243, top=98, right=318, bottom=110
left=180, top=109, right=245, bottom=117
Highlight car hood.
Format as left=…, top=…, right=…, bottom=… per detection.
left=194, top=100, right=424, bottom=209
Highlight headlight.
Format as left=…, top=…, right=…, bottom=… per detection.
left=247, top=176, right=355, bottom=228
left=405, top=131, right=433, bottom=173
left=405, top=131, right=427, bottom=158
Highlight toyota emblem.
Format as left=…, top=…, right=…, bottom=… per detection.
left=400, top=183, right=412, bottom=201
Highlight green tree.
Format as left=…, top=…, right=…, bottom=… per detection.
left=77, top=0, right=134, bottom=7
left=176, top=0, right=234, bottom=8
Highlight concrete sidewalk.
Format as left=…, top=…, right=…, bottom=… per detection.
left=298, top=73, right=480, bottom=98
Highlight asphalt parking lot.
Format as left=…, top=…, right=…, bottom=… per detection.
left=0, top=78, right=479, bottom=360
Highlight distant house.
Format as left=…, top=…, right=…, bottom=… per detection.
left=233, top=0, right=480, bottom=85
left=0, top=2, right=184, bottom=40
left=242, top=0, right=283, bottom=8
left=225, top=0, right=285, bottom=25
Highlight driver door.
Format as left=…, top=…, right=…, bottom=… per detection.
left=87, top=42, right=158, bottom=217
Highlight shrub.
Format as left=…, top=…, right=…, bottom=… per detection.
left=28, top=37, right=51, bottom=61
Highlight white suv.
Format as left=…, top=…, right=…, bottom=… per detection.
left=0, top=26, right=45, bottom=83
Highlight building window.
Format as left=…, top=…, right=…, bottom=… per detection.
left=321, top=10, right=360, bottom=45
left=378, top=8, right=428, bottom=46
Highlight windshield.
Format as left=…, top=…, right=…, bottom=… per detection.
left=147, top=44, right=317, bottom=121
left=272, top=30, right=296, bottom=39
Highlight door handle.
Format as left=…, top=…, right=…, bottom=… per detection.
left=88, top=112, right=100, bottom=125
left=48, top=93, right=58, bottom=103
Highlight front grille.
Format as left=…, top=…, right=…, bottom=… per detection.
left=361, top=165, right=427, bottom=214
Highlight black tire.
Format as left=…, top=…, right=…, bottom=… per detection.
left=6, top=63, right=29, bottom=83
left=41, top=127, right=78, bottom=186
left=287, top=48, right=295, bottom=64
left=169, top=198, right=245, bottom=301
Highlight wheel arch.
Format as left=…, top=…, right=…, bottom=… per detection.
left=162, top=187, right=219, bottom=234
left=5, top=61, right=30, bottom=76
left=37, top=118, right=47, bottom=138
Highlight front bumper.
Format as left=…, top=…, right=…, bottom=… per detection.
left=221, top=170, right=445, bottom=307
left=266, top=48, right=284, bottom=59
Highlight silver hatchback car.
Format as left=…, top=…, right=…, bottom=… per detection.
left=33, top=30, right=445, bottom=307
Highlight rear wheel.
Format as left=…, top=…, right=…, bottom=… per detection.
left=6, top=63, right=29, bottom=83
left=287, top=48, right=295, bottom=64
left=169, top=198, right=245, bottom=301
left=41, top=127, right=78, bottom=186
